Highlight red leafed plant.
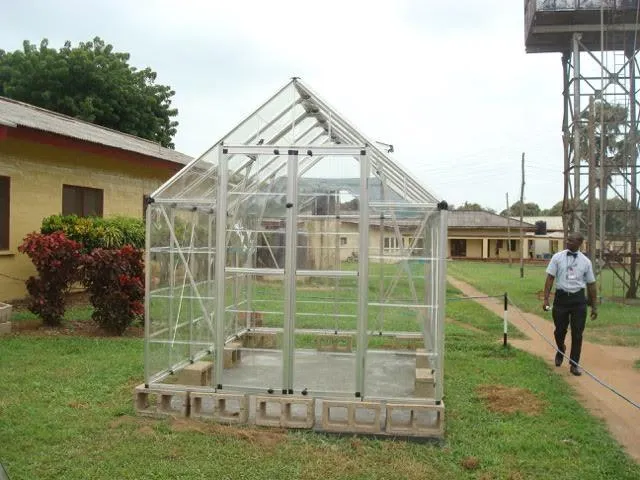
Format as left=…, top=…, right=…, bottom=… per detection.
left=18, top=231, right=83, bottom=326
left=82, top=245, right=144, bottom=335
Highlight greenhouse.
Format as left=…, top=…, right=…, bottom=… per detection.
left=136, top=78, right=448, bottom=437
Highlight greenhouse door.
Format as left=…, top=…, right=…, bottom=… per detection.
left=217, top=145, right=368, bottom=395
left=290, top=147, right=370, bottom=397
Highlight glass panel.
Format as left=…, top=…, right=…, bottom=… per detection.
left=220, top=152, right=287, bottom=391
left=146, top=204, right=215, bottom=384
left=291, top=154, right=363, bottom=395
left=154, top=146, right=219, bottom=201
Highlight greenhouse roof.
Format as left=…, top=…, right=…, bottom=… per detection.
left=153, top=78, right=439, bottom=205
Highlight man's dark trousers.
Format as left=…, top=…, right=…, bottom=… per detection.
left=552, top=290, right=587, bottom=367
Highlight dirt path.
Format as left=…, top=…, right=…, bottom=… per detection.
left=448, top=276, right=640, bottom=464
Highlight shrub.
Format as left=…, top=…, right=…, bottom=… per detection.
left=83, top=245, right=144, bottom=335
left=18, top=232, right=83, bottom=326
left=41, top=215, right=145, bottom=252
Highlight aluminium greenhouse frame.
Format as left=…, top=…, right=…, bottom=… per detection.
left=137, top=78, right=448, bottom=437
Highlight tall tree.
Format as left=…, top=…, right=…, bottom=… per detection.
left=454, top=201, right=495, bottom=213
left=500, top=201, right=541, bottom=217
left=541, top=200, right=564, bottom=216
left=0, top=37, right=178, bottom=148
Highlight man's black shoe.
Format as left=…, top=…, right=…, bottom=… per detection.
left=555, top=346, right=566, bottom=367
left=570, top=365, right=582, bottom=376
left=555, top=352, right=563, bottom=367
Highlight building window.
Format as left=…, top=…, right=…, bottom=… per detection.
left=510, top=239, right=517, bottom=251
left=0, top=176, right=10, bottom=250
left=451, top=239, right=466, bottom=257
left=340, top=236, right=347, bottom=246
left=62, top=185, right=103, bottom=217
left=384, top=237, right=399, bottom=250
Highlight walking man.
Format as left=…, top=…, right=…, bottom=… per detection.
left=542, top=232, right=598, bottom=376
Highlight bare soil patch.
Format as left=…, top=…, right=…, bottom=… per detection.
left=461, top=456, right=480, bottom=470
left=170, top=418, right=286, bottom=449
left=14, top=320, right=143, bottom=338
left=477, top=384, right=545, bottom=416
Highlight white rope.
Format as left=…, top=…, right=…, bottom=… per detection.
left=507, top=296, right=640, bottom=411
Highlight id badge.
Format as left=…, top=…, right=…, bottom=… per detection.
left=567, top=267, right=577, bottom=280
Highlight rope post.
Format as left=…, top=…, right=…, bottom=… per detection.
left=503, top=292, right=508, bottom=347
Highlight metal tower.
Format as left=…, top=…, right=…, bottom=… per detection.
left=525, top=0, right=640, bottom=299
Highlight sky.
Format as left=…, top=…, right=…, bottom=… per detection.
left=0, top=0, right=565, bottom=212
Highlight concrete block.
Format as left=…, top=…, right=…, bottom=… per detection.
left=316, top=333, right=353, bottom=353
left=415, top=368, right=436, bottom=398
left=254, top=395, right=315, bottom=429
left=191, top=392, right=249, bottom=424
left=242, top=332, right=278, bottom=349
left=416, top=368, right=435, bottom=383
left=415, top=349, right=430, bottom=369
left=283, top=397, right=315, bottom=429
left=395, top=334, right=424, bottom=350
left=0, top=322, right=11, bottom=336
left=385, top=402, right=444, bottom=437
left=177, top=361, right=213, bottom=386
left=224, top=341, right=243, bottom=368
left=134, top=384, right=189, bottom=418
left=321, top=400, right=382, bottom=433
left=255, top=396, right=284, bottom=427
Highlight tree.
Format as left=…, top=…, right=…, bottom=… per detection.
left=0, top=38, right=178, bottom=147
left=500, top=201, right=541, bottom=217
left=454, top=202, right=496, bottom=213
left=541, top=200, right=563, bottom=216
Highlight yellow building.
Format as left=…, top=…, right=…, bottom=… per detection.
left=448, top=211, right=537, bottom=260
left=0, top=96, right=192, bottom=301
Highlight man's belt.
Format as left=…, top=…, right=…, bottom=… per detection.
left=556, top=289, right=584, bottom=296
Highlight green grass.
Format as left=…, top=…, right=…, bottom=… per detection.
left=10, top=305, right=94, bottom=323
left=1, top=275, right=638, bottom=479
left=1, top=327, right=639, bottom=479
left=448, top=261, right=640, bottom=347
left=634, top=359, right=640, bottom=370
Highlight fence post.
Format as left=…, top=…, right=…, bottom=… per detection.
left=503, top=292, right=508, bottom=347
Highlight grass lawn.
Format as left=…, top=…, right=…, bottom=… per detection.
left=448, top=261, right=640, bottom=347
left=2, top=291, right=639, bottom=479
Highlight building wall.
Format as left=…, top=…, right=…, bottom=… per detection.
left=0, top=137, right=178, bottom=301
left=304, top=220, right=426, bottom=267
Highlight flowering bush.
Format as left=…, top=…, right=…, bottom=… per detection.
left=82, top=245, right=144, bottom=335
left=18, top=232, right=83, bottom=326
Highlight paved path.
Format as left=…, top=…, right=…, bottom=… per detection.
left=448, top=276, right=640, bottom=464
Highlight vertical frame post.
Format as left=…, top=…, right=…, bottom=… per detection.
left=423, top=214, right=434, bottom=354
left=435, top=205, right=448, bottom=404
left=143, top=199, right=153, bottom=387
left=168, top=208, right=176, bottom=370
left=283, top=149, right=299, bottom=394
left=356, top=150, right=370, bottom=397
left=214, top=148, right=229, bottom=389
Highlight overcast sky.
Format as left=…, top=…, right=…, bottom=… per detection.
left=1, top=0, right=565, bottom=212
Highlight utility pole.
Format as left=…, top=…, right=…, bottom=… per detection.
left=519, top=153, right=526, bottom=278
left=506, top=193, right=512, bottom=266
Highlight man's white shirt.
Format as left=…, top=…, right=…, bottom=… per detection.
left=546, top=249, right=596, bottom=293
